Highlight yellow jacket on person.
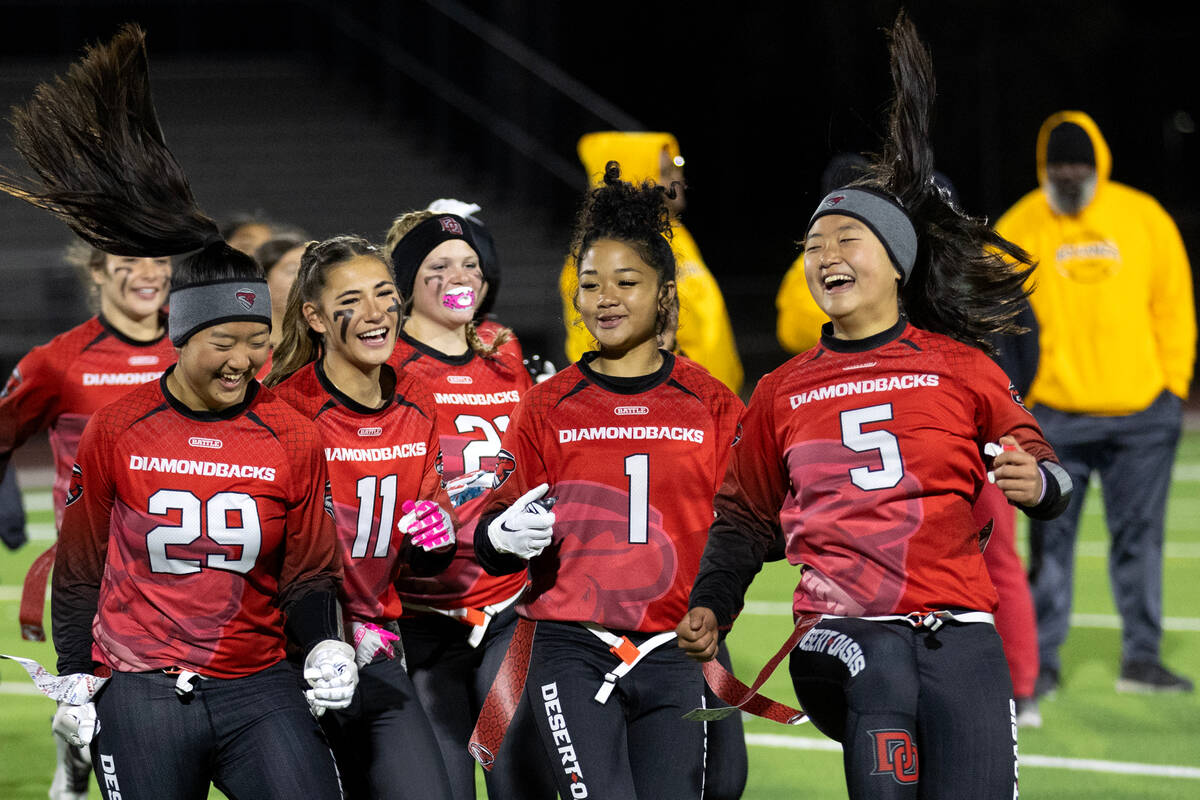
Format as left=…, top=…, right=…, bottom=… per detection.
left=995, top=110, right=1195, bottom=414
left=559, top=131, right=744, bottom=394
left=774, top=252, right=829, bottom=354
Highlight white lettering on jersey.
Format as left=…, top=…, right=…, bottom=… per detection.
left=614, top=406, right=649, bottom=416
left=82, top=371, right=163, bottom=387
left=187, top=437, right=223, bottom=450
left=789, top=373, right=940, bottom=408
left=323, top=443, right=427, bottom=462
left=557, top=426, right=705, bottom=444
left=127, top=355, right=162, bottom=367
left=446, top=375, right=473, bottom=384
left=433, top=390, right=521, bottom=406
left=357, top=427, right=383, bottom=437
left=128, top=455, right=277, bottom=482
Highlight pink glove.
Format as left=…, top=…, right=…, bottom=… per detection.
left=399, top=500, right=455, bottom=551
left=350, top=622, right=400, bottom=668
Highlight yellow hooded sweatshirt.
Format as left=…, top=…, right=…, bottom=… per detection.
left=559, top=131, right=744, bottom=394
left=995, top=111, right=1195, bottom=414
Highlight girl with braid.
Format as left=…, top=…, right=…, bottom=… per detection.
left=266, top=235, right=456, bottom=800
left=473, top=163, right=744, bottom=799
left=678, top=13, right=1072, bottom=799
left=0, top=26, right=351, bottom=799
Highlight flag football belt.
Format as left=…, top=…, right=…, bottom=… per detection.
left=684, top=613, right=821, bottom=726
left=854, top=609, right=996, bottom=631
left=404, top=584, right=526, bottom=648
left=469, top=617, right=536, bottom=771
left=580, top=623, right=679, bottom=704
left=19, top=543, right=57, bottom=641
left=160, top=666, right=205, bottom=699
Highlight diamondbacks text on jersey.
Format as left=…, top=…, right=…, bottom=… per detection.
left=0, top=316, right=175, bottom=526
left=52, top=374, right=341, bottom=677
left=272, top=360, right=452, bottom=624
left=478, top=352, right=743, bottom=632
left=389, top=331, right=531, bottom=611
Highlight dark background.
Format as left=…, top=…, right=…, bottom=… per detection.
left=1, top=0, right=1196, bottom=391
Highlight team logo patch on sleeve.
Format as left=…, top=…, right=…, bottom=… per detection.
left=324, top=480, right=335, bottom=520
left=64, top=464, right=84, bottom=507
left=1, top=366, right=21, bottom=399
left=492, top=449, right=516, bottom=488
left=1008, top=381, right=1028, bottom=410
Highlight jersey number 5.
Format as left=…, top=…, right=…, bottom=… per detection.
left=146, top=489, right=262, bottom=575
left=840, top=403, right=904, bottom=490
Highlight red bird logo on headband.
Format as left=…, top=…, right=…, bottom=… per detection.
left=439, top=216, right=464, bottom=235
left=235, top=289, right=257, bottom=310
left=825, top=195, right=846, bottom=207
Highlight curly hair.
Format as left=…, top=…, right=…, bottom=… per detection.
left=0, top=25, right=259, bottom=288
left=845, top=12, right=1035, bottom=352
left=264, top=235, right=390, bottom=387
left=568, top=161, right=679, bottom=337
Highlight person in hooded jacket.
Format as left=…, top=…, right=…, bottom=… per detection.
left=559, top=131, right=744, bottom=396
left=996, top=111, right=1196, bottom=697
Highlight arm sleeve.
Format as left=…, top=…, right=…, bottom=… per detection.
left=1147, top=204, right=1196, bottom=399
left=971, top=355, right=1072, bottom=520
left=473, top=397, right=548, bottom=576
left=278, top=434, right=342, bottom=648
left=51, top=418, right=114, bottom=674
left=690, top=374, right=789, bottom=628
left=0, top=347, right=64, bottom=479
left=775, top=254, right=828, bottom=355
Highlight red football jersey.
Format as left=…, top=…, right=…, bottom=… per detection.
left=273, top=361, right=451, bottom=624
left=388, top=331, right=531, bottom=610
left=53, top=374, right=341, bottom=678
left=480, top=353, right=744, bottom=633
left=0, top=316, right=175, bottom=527
left=718, top=322, right=1057, bottom=618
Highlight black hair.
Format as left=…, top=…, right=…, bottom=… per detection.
left=264, top=235, right=391, bottom=386
left=255, top=234, right=309, bottom=275
left=0, top=25, right=260, bottom=289
left=852, top=12, right=1034, bottom=352
left=568, top=161, right=678, bottom=337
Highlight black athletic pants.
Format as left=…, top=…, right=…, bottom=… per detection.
left=320, top=651, right=454, bottom=800
left=789, top=617, right=1018, bottom=800
left=91, top=661, right=342, bottom=800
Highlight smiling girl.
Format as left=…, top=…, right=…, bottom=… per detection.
left=473, top=163, right=743, bottom=799
left=381, top=210, right=553, bottom=800
left=0, top=26, right=350, bottom=800
left=266, top=235, right=456, bottom=800
left=678, top=14, right=1072, bottom=800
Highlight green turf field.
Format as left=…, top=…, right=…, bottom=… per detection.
left=2, top=431, right=1198, bottom=798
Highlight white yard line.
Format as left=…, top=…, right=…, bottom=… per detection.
left=743, top=733, right=1200, bottom=779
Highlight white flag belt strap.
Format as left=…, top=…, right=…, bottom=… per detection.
left=827, top=610, right=995, bottom=632
left=405, top=585, right=526, bottom=648
left=580, top=622, right=678, bottom=704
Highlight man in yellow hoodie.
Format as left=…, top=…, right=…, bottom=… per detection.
left=996, top=111, right=1196, bottom=696
left=559, top=132, right=743, bottom=395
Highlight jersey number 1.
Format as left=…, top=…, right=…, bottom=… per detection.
left=625, top=453, right=649, bottom=544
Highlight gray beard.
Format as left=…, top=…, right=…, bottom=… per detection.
left=1047, top=175, right=1097, bottom=215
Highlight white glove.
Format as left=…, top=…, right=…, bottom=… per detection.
left=48, top=672, right=105, bottom=747
left=350, top=621, right=400, bottom=669
left=487, top=483, right=555, bottom=559
left=303, top=639, right=358, bottom=716
left=52, top=701, right=99, bottom=748
left=398, top=500, right=455, bottom=551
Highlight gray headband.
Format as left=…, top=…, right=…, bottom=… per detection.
left=807, top=188, right=918, bottom=285
left=169, top=279, right=272, bottom=346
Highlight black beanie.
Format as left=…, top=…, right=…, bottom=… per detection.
left=1046, top=122, right=1095, bottom=166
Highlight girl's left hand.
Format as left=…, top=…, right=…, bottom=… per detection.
left=990, top=435, right=1043, bottom=507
